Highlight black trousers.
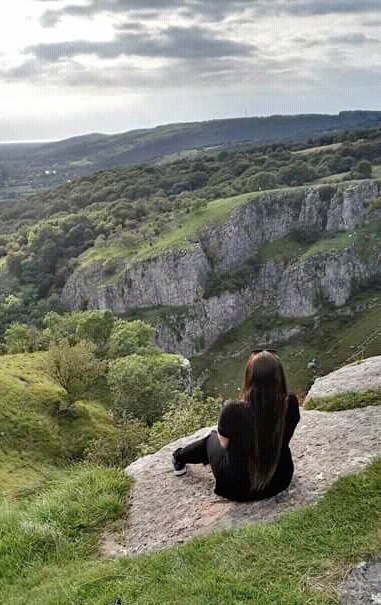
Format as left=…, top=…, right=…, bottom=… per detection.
left=176, top=430, right=225, bottom=475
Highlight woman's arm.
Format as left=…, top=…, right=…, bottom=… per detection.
left=217, top=432, right=229, bottom=449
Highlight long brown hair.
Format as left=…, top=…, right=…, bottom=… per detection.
left=240, top=351, right=288, bottom=492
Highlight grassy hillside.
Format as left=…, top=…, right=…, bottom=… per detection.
left=0, top=352, right=117, bottom=498
left=194, top=289, right=381, bottom=399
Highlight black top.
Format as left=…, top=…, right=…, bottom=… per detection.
left=215, top=393, right=300, bottom=501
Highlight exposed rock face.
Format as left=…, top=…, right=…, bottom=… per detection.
left=338, top=559, right=381, bottom=605
left=64, top=246, right=210, bottom=312
left=305, top=356, right=381, bottom=399
left=62, top=180, right=380, bottom=356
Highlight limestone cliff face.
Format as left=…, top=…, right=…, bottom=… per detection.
left=62, top=180, right=380, bottom=356
left=63, top=246, right=210, bottom=312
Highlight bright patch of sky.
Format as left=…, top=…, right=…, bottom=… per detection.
left=0, top=0, right=380, bottom=141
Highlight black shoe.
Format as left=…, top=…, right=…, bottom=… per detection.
left=172, top=448, right=187, bottom=476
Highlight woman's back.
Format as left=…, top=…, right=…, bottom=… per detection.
left=216, top=394, right=300, bottom=501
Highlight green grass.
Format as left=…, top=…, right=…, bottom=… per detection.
left=301, top=220, right=381, bottom=260
left=316, top=166, right=381, bottom=184
left=301, top=231, right=356, bottom=258
left=0, top=464, right=129, bottom=591
left=260, top=237, right=310, bottom=262
left=315, top=172, right=351, bottom=184
left=1, top=457, right=380, bottom=605
left=0, top=352, right=118, bottom=498
left=305, top=390, right=381, bottom=411
left=292, top=142, right=343, bottom=156
left=194, top=289, right=381, bottom=399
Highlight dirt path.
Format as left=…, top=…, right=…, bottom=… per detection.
left=100, top=404, right=381, bottom=557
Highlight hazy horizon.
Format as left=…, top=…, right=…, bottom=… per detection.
left=1, top=107, right=381, bottom=145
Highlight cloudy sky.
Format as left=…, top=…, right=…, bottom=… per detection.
left=1, top=0, right=381, bottom=141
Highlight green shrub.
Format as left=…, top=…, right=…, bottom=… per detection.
left=46, top=340, right=104, bottom=408
left=352, top=159, right=372, bottom=179
left=85, top=417, right=148, bottom=467
left=370, top=195, right=381, bottom=208
left=4, top=323, right=49, bottom=353
left=289, top=226, right=323, bottom=245
left=253, top=171, right=277, bottom=190
left=107, top=351, right=185, bottom=424
left=142, top=389, right=222, bottom=454
left=107, top=319, right=154, bottom=358
left=205, top=256, right=261, bottom=298
left=318, top=184, right=337, bottom=202
left=194, top=334, right=205, bottom=353
left=44, top=310, right=115, bottom=352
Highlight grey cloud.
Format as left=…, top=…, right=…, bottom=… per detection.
left=3, top=59, right=44, bottom=81
left=39, top=0, right=381, bottom=27
left=329, top=32, right=379, bottom=44
left=318, top=64, right=381, bottom=89
left=2, top=47, right=310, bottom=92
left=40, top=0, right=182, bottom=27
left=1, top=55, right=255, bottom=89
left=363, top=19, right=381, bottom=26
left=114, top=21, right=144, bottom=31
left=25, top=26, right=256, bottom=61
left=286, top=0, right=381, bottom=16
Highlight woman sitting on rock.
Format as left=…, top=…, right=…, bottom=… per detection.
left=172, top=350, right=300, bottom=502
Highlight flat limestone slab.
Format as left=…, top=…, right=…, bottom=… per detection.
left=100, top=405, right=381, bottom=557
left=305, top=356, right=381, bottom=399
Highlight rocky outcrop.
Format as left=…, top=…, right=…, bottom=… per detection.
left=305, top=356, right=381, bottom=399
left=63, top=181, right=380, bottom=356
left=97, top=357, right=381, bottom=558
left=103, top=405, right=381, bottom=557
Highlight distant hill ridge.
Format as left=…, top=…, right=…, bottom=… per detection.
left=2, top=110, right=381, bottom=172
